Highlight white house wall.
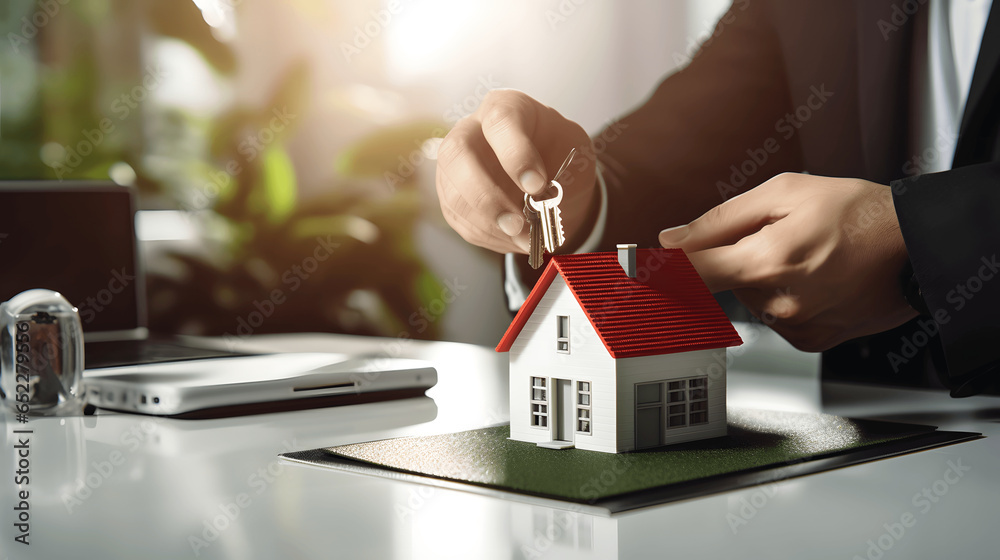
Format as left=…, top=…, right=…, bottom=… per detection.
left=615, top=348, right=727, bottom=452
left=508, top=276, right=617, bottom=453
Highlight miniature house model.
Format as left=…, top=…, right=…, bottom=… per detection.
left=497, top=245, right=743, bottom=453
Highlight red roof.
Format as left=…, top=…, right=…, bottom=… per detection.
left=496, top=249, right=742, bottom=358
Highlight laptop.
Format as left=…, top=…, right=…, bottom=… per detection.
left=0, top=181, right=436, bottom=417
left=0, top=181, right=241, bottom=366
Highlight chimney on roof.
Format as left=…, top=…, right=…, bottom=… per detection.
left=617, top=244, right=637, bottom=278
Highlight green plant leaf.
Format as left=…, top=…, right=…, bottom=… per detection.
left=336, top=121, right=448, bottom=180
left=415, top=270, right=444, bottom=310
left=262, top=61, right=311, bottom=132
left=251, top=146, right=297, bottom=224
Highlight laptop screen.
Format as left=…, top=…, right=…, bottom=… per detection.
left=0, top=182, right=142, bottom=335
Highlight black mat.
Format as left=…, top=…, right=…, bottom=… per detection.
left=281, top=408, right=981, bottom=513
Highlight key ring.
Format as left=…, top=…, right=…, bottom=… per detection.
left=523, top=147, right=575, bottom=208
left=527, top=180, right=563, bottom=211
left=552, top=147, right=576, bottom=184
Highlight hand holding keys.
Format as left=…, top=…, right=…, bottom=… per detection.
left=523, top=148, right=575, bottom=269
left=434, top=90, right=597, bottom=257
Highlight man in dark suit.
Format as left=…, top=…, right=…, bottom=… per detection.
left=435, top=0, right=999, bottom=396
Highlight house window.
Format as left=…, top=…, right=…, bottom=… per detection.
left=556, top=315, right=569, bottom=353
left=667, top=380, right=687, bottom=427
left=577, top=381, right=591, bottom=434
left=531, top=377, right=548, bottom=428
left=636, top=382, right=662, bottom=405
left=666, top=377, right=709, bottom=429
left=689, top=378, right=708, bottom=425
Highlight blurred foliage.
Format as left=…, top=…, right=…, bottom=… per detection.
left=0, top=0, right=449, bottom=340
left=335, top=120, right=445, bottom=178
left=146, top=0, right=236, bottom=74
left=150, top=61, right=444, bottom=338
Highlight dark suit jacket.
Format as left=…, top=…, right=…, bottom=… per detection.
left=514, top=0, right=1000, bottom=396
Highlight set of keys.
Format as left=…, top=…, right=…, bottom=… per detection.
left=523, top=148, right=575, bottom=269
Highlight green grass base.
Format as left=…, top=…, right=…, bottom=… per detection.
left=325, top=409, right=931, bottom=501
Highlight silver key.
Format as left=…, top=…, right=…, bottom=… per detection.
left=524, top=196, right=545, bottom=269
left=522, top=148, right=575, bottom=268
left=528, top=180, right=565, bottom=253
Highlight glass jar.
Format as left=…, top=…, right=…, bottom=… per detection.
left=1, top=289, right=86, bottom=416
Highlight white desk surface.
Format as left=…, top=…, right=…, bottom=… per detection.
left=1, top=325, right=995, bottom=559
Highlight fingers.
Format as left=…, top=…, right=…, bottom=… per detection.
left=478, top=90, right=549, bottom=196
left=684, top=244, right=753, bottom=293
left=732, top=286, right=808, bottom=326
left=435, top=89, right=594, bottom=255
left=436, top=120, right=530, bottom=254
left=733, top=288, right=844, bottom=352
left=684, top=221, right=788, bottom=293
left=658, top=176, right=797, bottom=252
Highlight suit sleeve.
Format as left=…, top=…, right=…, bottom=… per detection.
left=891, top=162, right=1000, bottom=396
left=509, top=0, right=804, bottom=294
left=594, top=0, right=803, bottom=250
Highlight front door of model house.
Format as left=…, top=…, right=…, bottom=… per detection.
left=554, top=379, right=574, bottom=443
left=635, top=381, right=665, bottom=449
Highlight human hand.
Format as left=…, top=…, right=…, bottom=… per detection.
left=436, top=90, right=597, bottom=254
left=658, top=173, right=918, bottom=352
